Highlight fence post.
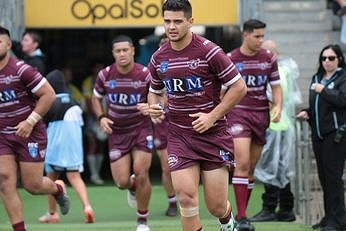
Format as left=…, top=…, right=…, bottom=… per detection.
left=294, top=120, right=313, bottom=225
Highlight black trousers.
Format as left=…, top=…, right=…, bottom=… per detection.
left=312, top=131, right=346, bottom=228
left=262, top=183, right=294, bottom=212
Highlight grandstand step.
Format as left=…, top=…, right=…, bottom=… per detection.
left=265, top=10, right=331, bottom=22
left=266, top=20, right=332, bottom=32
left=264, top=0, right=326, bottom=12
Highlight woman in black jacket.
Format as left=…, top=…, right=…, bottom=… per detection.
left=297, top=44, right=346, bottom=231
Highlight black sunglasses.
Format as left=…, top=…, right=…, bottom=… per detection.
left=321, top=56, right=337, bottom=61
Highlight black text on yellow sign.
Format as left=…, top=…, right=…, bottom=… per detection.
left=25, top=0, right=238, bottom=28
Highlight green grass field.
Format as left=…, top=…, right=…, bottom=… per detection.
left=0, top=183, right=312, bottom=231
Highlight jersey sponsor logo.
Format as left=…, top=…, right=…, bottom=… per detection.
left=0, top=89, right=17, bottom=103
left=163, top=76, right=203, bottom=93
left=108, top=93, right=141, bottom=105
left=159, top=61, right=169, bottom=73
left=28, top=142, right=38, bottom=158
left=109, top=80, right=117, bottom=89
left=146, top=135, right=154, bottom=150
left=242, top=74, right=268, bottom=87
left=188, top=59, right=200, bottom=70
left=235, top=63, right=244, bottom=72
left=219, top=149, right=230, bottom=161
left=168, top=154, right=178, bottom=168
left=71, top=0, right=164, bottom=24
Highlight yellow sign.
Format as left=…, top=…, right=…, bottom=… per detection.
left=25, top=0, right=238, bottom=28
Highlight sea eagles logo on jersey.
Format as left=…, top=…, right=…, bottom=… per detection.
left=235, top=63, right=244, bottom=72
left=188, top=59, right=200, bottom=69
left=4, top=76, right=12, bottom=84
left=260, top=62, right=267, bottom=70
left=159, top=61, right=169, bottom=73
left=132, top=80, right=142, bottom=89
left=108, top=80, right=117, bottom=89
left=28, top=142, right=38, bottom=158
left=168, top=154, right=179, bottom=168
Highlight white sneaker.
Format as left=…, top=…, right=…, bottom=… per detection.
left=219, top=213, right=238, bottom=231
left=127, top=174, right=137, bottom=208
left=136, top=223, right=150, bottom=231
left=127, top=189, right=137, bottom=208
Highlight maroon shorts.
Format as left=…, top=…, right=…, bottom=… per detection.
left=108, top=122, right=153, bottom=162
left=0, top=122, right=47, bottom=162
left=153, top=119, right=168, bottom=150
left=227, top=108, right=270, bottom=145
left=167, top=125, right=235, bottom=172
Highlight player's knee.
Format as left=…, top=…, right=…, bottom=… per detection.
left=115, top=180, right=128, bottom=189
left=22, top=181, right=42, bottom=195
left=177, top=193, right=197, bottom=208
left=0, top=174, right=12, bottom=193
left=208, top=205, right=225, bottom=217
left=209, top=200, right=230, bottom=218
left=132, top=171, right=149, bottom=187
left=234, top=162, right=250, bottom=174
left=66, top=172, right=80, bottom=182
left=180, top=206, right=199, bottom=218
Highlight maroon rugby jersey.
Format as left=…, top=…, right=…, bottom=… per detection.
left=149, top=33, right=241, bottom=129
left=93, top=63, right=151, bottom=132
left=0, top=57, right=45, bottom=133
left=227, top=48, right=280, bottom=110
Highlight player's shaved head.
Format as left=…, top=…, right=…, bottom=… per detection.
left=262, top=40, right=278, bottom=56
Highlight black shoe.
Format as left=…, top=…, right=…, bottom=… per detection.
left=320, top=225, right=340, bottom=231
left=249, top=209, right=276, bottom=222
left=276, top=210, right=296, bottom=222
left=312, top=217, right=327, bottom=230
left=165, top=204, right=177, bottom=217
left=237, top=217, right=255, bottom=231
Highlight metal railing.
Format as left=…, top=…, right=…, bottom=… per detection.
left=293, top=120, right=314, bottom=225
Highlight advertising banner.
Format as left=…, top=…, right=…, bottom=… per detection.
left=25, top=0, right=238, bottom=28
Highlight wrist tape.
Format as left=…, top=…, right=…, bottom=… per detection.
left=26, top=111, right=42, bottom=126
